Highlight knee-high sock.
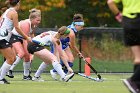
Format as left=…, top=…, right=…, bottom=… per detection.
left=52, top=61, right=65, bottom=78
left=34, top=62, right=47, bottom=77
left=52, top=59, right=65, bottom=72
left=23, top=62, right=31, bottom=76
left=131, top=64, right=140, bottom=88
left=0, top=62, right=11, bottom=80
left=10, top=56, right=21, bottom=71
left=131, top=64, right=140, bottom=81
left=52, top=61, right=73, bottom=74
left=134, top=64, right=140, bottom=73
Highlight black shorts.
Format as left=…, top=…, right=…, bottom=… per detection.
left=9, top=34, right=23, bottom=44
left=27, top=43, right=44, bottom=54
left=0, top=39, right=12, bottom=49
left=122, top=15, right=140, bottom=46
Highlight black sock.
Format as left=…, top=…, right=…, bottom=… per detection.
left=134, top=64, right=140, bottom=72
left=131, top=64, right=140, bottom=89
left=131, top=64, right=140, bottom=81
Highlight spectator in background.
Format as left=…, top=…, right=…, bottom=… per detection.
left=107, top=0, right=140, bottom=93
left=0, top=0, right=31, bottom=84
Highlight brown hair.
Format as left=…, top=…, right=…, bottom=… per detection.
left=73, top=13, right=84, bottom=22
left=58, top=26, right=67, bottom=34
left=29, top=8, right=41, bottom=20
left=0, top=0, right=9, bottom=16
left=9, top=0, right=20, bottom=6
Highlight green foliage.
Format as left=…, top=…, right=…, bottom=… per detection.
left=100, top=34, right=127, bottom=60
left=16, top=0, right=122, bottom=27
left=82, top=33, right=132, bottom=61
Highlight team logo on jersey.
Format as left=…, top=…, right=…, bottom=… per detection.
left=0, top=29, right=8, bottom=37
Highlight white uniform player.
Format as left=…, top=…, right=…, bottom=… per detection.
left=0, top=0, right=31, bottom=84
left=0, top=8, right=15, bottom=41
left=27, top=26, right=74, bottom=82
left=6, top=8, right=41, bottom=80
left=32, top=31, right=57, bottom=46
left=12, top=19, right=33, bottom=37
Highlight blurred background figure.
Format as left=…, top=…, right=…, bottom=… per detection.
left=107, top=0, right=140, bottom=93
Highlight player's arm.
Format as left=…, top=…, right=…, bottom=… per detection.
left=69, top=32, right=83, bottom=57
left=58, top=43, right=73, bottom=73
left=107, top=0, right=122, bottom=22
left=30, top=31, right=35, bottom=38
left=107, top=0, right=120, bottom=15
left=52, top=38, right=60, bottom=62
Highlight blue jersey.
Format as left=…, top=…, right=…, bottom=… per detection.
left=51, top=23, right=77, bottom=52
left=67, top=23, right=77, bottom=33
left=60, top=37, right=70, bottom=49
left=61, top=23, right=77, bottom=50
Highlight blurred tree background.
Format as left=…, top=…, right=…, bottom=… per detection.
left=12, top=0, right=122, bottom=28
left=1, top=0, right=133, bottom=73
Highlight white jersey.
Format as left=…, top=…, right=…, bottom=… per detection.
left=32, top=31, right=57, bottom=46
left=12, top=19, right=33, bottom=37
left=0, top=8, right=15, bottom=41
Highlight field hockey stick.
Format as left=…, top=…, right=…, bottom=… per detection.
left=82, top=57, right=102, bottom=79
left=75, top=72, right=103, bottom=82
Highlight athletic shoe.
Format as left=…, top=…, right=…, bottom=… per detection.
left=61, top=73, right=74, bottom=82
left=6, top=70, right=14, bottom=78
left=23, top=75, right=32, bottom=80
left=0, top=78, right=10, bottom=84
left=50, top=70, right=58, bottom=80
left=32, top=76, right=44, bottom=82
left=123, top=78, right=140, bottom=93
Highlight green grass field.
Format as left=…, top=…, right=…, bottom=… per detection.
left=0, top=73, right=131, bottom=93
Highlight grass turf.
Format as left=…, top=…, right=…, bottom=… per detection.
left=0, top=73, right=131, bottom=93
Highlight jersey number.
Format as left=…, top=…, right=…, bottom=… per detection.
left=40, top=32, right=50, bottom=38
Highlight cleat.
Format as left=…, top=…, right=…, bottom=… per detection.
left=50, top=70, right=58, bottom=80
left=62, top=73, right=74, bottom=82
left=23, top=75, right=32, bottom=80
left=123, top=78, right=140, bottom=93
left=0, top=78, right=10, bottom=84
left=6, top=70, right=14, bottom=78
left=32, top=76, right=44, bottom=82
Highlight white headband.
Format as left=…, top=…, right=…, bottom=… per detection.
left=74, top=22, right=84, bottom=26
